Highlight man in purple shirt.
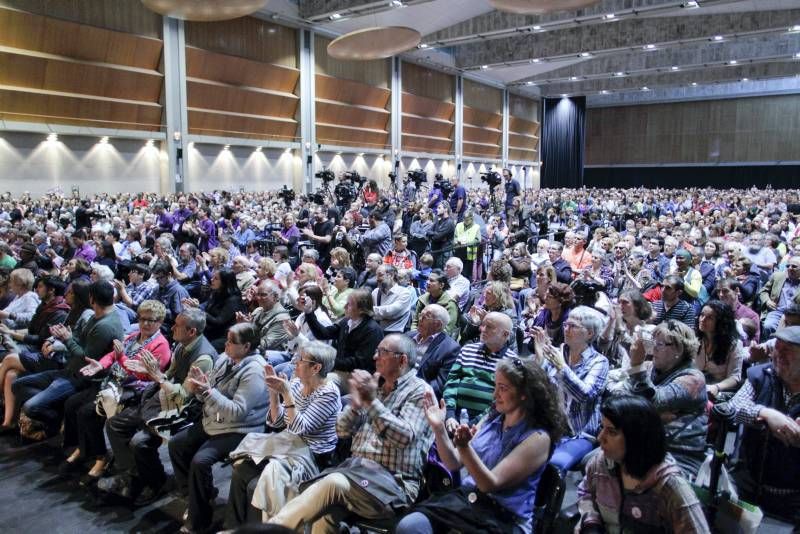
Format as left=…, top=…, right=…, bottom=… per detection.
left=71, top=229, right=96, bottom=263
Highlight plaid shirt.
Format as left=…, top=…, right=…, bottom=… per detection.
left=126, top=279, right=158, bottom=309
left=543, top=345, right=609, bottom=439
left=336, top=369, right=433, bottom=500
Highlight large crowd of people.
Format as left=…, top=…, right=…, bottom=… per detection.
left=0, top=173, right=798, bottom=533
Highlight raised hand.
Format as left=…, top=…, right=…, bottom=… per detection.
left=124, top=359, right=147, bottom=374
left=187, top=365, right=210, bottom=395
left=422, top=390, right=446, bottom=431
left=80, top=357, right=104, bottom=377
left=282, top=319, right=300, bottom=339
left=452, top=423, right=477, bottom=448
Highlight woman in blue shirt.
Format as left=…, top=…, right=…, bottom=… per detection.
left=396, top=357, right=567, bottom=534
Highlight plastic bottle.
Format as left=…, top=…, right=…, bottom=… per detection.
left=459, top=408, right=469, bottom=426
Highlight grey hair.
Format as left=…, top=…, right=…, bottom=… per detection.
left=445, top=256, right=463, bottom=272
left=299, top=340, right=337, bottom=377
left=91, top=264, right=115, bottom=282
left=261, top=280, right=282, bottom=299
left=384, top=333, right=418, bottom=369
left=179, top=307, right=207, bottom=334
left=569, top=305, right=607, bottom=344
left=423, top=303, right=450, bottom=331
left=302, top=248, right=319, bottom=261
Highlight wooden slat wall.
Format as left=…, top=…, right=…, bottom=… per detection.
left=401, top=63, right=455, bottom=155
left=508, top=93, right=539, bottom=163
left=185, top=17, right=297, bottom=68
left=463, top=79, right=502, bottom=114
left=0, top=4, right=163, bottom=131
left=314, top=35, right=390, bottom=89
left=185, top=18, right=300, bottom=141
left=462, top=80, right=502, bottom=159
left=0, top=0, right=163, bottom=38
left=586, top=95, right=800, bottom=165
left=314, top=37, right=391, bottom=150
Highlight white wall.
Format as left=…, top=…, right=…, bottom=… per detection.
left=0, top=131, right=163, bottom=196
left=313, top=151, right=393, bottom=190
left=186, top=144, right=299, bottom=194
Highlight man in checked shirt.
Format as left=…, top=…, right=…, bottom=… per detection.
left=269, top=333, right=433, bottom=533
left=728, top=325, right=800, bottom=525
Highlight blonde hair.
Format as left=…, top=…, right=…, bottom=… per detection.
left=330, top=247, right=352, bottom=268
left=258, top=257, right=277, bottom=277
left=137, top=299, right=167, bottom=321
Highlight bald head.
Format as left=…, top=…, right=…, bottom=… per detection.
left=480, top=311, right=513, bottom=352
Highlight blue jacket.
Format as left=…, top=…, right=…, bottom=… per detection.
left=407, top=330, right=460, bottom=398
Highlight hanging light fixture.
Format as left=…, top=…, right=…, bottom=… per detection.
left=141, top=0, right=268, bottom=21
left=327, top=26, right=421, bottom=60
left=489, top=0, right=600, bottom=15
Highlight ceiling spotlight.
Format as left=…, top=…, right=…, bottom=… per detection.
left=712, top=35, right=723, bottom=41
left=418, top=43, right=429, bottom=49
left=729, top=60, right=738, bottom=65
left=600, top=90, right=609, bottom=94
left=641, top=86, right=650, bottom=91
left=357, top=152, right=365, bottom=157
left=531, top=58, right=541, bottom=63
left=526, top=81, right=535, bottom=85
left=643, top=44, right=656, bottom=50
left=532, top=25, right=542, bottom=30
left=329, top=13, right=341, bottom=20
left=390, top=0, right=403, bottom=6
left=741, top=77, right=749, bottom=81
left=481, top=65, right=489, bottom=70
left=579, top=52, right=591, bottom=57
left=284, top=147, right=292, bottom=154
left=614, top=71, right=624, bottom=76
left=683, top=1, right=699, bottom=7
left=223, top=145, right=230, bottom=151
left=99, top=136, right=109, bottom=144
left=47, top=133, right=58, bottom=143
left=146, top=139, right=155, bottom=147
left=671, top=66, right=679, bottom=71
left=790, top=25, right=800, bottom=32
left=255, top=146, right=263, bottom=152
left=603, top=13, right=616, bottom=20
left=795, top=52, right=800, bottom=58
left=570, top=76, right=578, bottom=81
left=561, top=94, right=568, bottom=98
left=691, top=82, right=698, bottom=86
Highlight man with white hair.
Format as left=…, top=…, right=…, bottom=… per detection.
left=371, top=264, right=414, bottom=334
left=444, top=257, right=470, bottom=310
left=407, top=303, right=460, bottom=398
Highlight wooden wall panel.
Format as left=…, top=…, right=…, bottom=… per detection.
left=402, top=62, right=454, bottom=102
left=463, top=106, right=502, bottom=129
left=317, top=124, right=388, bottom=149
left=463, top=142, right=501, bottom=158
left=186, top=47, right=299, bottom=94
left=464, top=125, right=501, bottom=145
left=0, top=87, right=162, bottom=130
left=0, top=50, right=162, bottom=102
left=187, top=80, right=298, bottom=118
left=509, top=132, right=538, bottom=148
left=509, top=93, right=539, bottom=122
left=316, top=101, right=389, bottom=130
left=0, top=7, right=162, bottom=70
left=509, top=117, right=540, bottom=137
left=0, top=0, right=163, bottom=38
left=586, top=95, right=800, bottom=165
left=185, top=17, right=297, bottom=68
left=316, top=75, right=390, bottom=109
left=463, top=79, right=502, bottom=115
left=314, top=35, right=390, bottom=88
left=509, top=148, right=537, bottom=161
left=402, top=93, right=454, bottom=121
left=188, top=109, right=297, bottom=140
left=403, top=134, right=453, bottom=153
left=403, top=115, right=453, bottom=139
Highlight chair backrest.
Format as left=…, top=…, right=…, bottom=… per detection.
left=533, top=463, right=566, bottom=534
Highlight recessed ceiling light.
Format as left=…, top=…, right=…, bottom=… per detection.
left=642, top=86, right=650, bottom=91
left=391, top=0, right=403, bottom=7
left=603, top=13, right=616, bottom=20
left=741, top=77, right=749, bottom=82
left=418, top=43, right=429, bottom=49
left=671, top=66, right=679, bottom=71
left=532, top=25, right=542, bottom=30
left=561, top=94, right=568, bottom=97
left=99, top=136, right=109, bottom=144
left=570, top=76, right=578, bottom=81
left=729, top=60, right=738, bottom=65
left=683, top=1, right=699, bottom=7
left=329, top=13, right=341, bottom=20
left=526, top=81, right=535, bottom=85
left=223, top=145, right=230, bottom=150
left=531, top=58, right=541, bottom=63
left=600, top=90, right=610, bottom=94
left=795, top=52, right=800, bottom=58
left=643, top=44, right=656, bottom=50
left=481, top=65, right=489, bottom=70
left=47, top=133, right=58, bottom=142
left=255, top=146, right=263, bottom=152
left=713, top=35, right=723, bottom=41
left=691, top=82, right=698, bottom=86
left=614, top=72, right=624, bottom=76
left=146, top=139, right=155, bottom=147
left=790, top=25, right=800, bottom=32
left=580, top=52, right=591, bottom=57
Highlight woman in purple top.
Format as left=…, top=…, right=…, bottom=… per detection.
left=71, top=229, right=96, bottom=263
left=193, top=207, right=218, bottom=253
left=273, top=213, right=301, bottom=258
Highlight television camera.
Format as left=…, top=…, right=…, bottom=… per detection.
left=277, top=185, right=295, bottom=208
left=433, top=173, right=453, bottom=199
left=480, top=171, right=502, bottom=189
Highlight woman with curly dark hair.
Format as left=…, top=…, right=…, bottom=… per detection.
left=695, top=299, right=745, bottom=399
left=182, top=269, right=246, bottom=351
left=396, top=357, right=567, bottom=534
left=529, top=282, right=574, bottom=347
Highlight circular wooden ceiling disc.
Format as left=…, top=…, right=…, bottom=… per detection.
left=141, top=0, right=268, bottom=21
left=489, top=0, right=600, bottom=15
left=327, top=27, right=421, bottom=61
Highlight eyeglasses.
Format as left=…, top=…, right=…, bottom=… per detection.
left=564, top=321, right=585, bottom=330
left=374, top=347, right=404, bottom=358
left=291, top=356, right=318, bottom=366
left=138, top=317, right=161, bottom=324
left=653, top=341, right=674, bottom=348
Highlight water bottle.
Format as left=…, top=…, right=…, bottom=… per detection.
left=459, top=408, right=469, bottom=426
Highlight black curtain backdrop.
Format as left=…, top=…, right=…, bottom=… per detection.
left=541, top=96, right=586, bottom=188
left=584, top=165, right=800, bottom=189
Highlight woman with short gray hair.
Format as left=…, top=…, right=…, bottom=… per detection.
left=224, top=340, right=341, bottom=528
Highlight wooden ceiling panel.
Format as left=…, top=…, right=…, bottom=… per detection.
left=185, top=47, right=299, bottom=94
left=188, top=109, right=297, bottom=140
left=463, top=125, right=501, bottom=145
left=315, top=75, right=390, bottom=109
left=402, top=115, right=453, bottom=139
left=187, top=79, right=298, bottom=119
left=0, top=49, right=162, bottom=103
left=316, top=100, right=389, bottom=131
left=402, top=93, right=454, bottom=121
left=0, top=87, right=162, bottom=130
left=463, top=106, right=502, bottom=129
left=0, top=8, right=162, bottom=70
left=185, top=17, right=297, bottom=68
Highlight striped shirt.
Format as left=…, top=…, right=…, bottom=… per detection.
left=652, top=299, right=696, bottom=328
left=336, top=369, right=433, bottom=501
left=268, top=379, right=341, bottom=455
left=442, top=342, right=517, bottom=421
left=542, top=345, right=609, bottom=439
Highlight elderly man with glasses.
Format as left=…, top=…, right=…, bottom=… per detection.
left=759, top=255, right=800, bottom=339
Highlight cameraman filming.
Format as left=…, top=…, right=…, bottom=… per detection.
left=503, top=168, right=521, bottom=214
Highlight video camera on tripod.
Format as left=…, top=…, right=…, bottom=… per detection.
left=433, top=173, right=453, bottom=198
left=277, top=185, right=295, bottom=208
left=405, top=169, right=428, bottom=188
left=315, top=170, right=335, bottom=183
left=480, top=171, right=502, bottom=189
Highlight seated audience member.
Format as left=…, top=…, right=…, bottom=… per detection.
left=462, top=281, right=518, bottom=350
left=548, top=241, right=573, bottom=285
left=411, top=269, right=459, bottom=338
left=695, top=300, right=745, bottom=398
left=443, top=312, right=516, bottom=428
left=169, top=323, right=268, bottom=534
left=0, top=268, right=39, bottom=328
left=748, top=303, right=800, bottom=364
left=224, top=341, right=341, bottom=527
left=444, top=257, right=470, bottom=310
left=318, top=266, right=356, bottom=320
left=672, top=248, right=706, bottom=306
left=529, top=282, right=574, bottom=348
left=577, top=395, right=709, bottom=533
left=152, top=259, right=189, bottom=332
left=11, top=280, right=123, bottom=439
left=114, top=263, right=158, bottom=312
left=240, top=280, right=292, bottom=366
left=533, top=305, right=609, bottom=472
left=60, top=299, right=171, bottom=479
left=98, top=308, right=218, bottom=505
left=562, top=228, right=593, bottom=276
left=231, top=255, right=257, bottom=294
left=624, top=321, right=707, bottom=477
left=396, top=357, right=567, bottom=534
left=371, top=264, right=414, bottom=334
left=651, top=275, right=696, bottom=327
left=292, top=288, right=383, bottom=385
left=407, top=304, right=460, bottom=398
left=729, top=325, right=800, bottom=525
left=383, top=233, right=417, bottom=270
left=597, top=290, right=652, bottom=369
left=356, top=253, right=382, bottom=291
left=759, top=255, right=800, bottom=338
left=267, top=334, right=433, bottom=532
left=507, top=242, right=532, bottom=292
left=716, top=277, right=761, bottom=345
left=183, top=270, right=246, bottom=351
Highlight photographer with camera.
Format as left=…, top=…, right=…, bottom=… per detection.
left=401, top=173, right=417, bottom=205
left=502, top=168, right=521, bottom=213
left=301, top=207, right=334, bottom=271
left=447, top=176, right=467, bottom=222
left=428, top=203, right=455, bottom=269
left=427, top=174, right=448, bottom=211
